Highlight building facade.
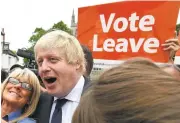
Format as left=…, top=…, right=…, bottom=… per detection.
left=1, top=29, right=19, bottom=72
left=1, top=43, right=19, bottom=71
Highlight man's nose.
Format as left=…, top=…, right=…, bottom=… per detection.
left=40, top=61, right=51, bottom=72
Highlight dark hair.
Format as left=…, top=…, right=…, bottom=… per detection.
left=1, top=69, right=8, bottom=82
left=73, top=57, right=180, bottom=123
left=81, top=44, right=93, bottom=77
left=9, top=64, right=24, bottom=73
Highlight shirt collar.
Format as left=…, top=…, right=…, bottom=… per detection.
left=8, top=109, right=22, bottom=121
left=54, top=76, right=85, bottom=103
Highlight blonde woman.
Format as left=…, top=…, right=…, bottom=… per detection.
left=1, top=68, right=41, bottom=123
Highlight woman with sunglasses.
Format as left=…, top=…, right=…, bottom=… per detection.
left=1, top=68, right=41, bottom=123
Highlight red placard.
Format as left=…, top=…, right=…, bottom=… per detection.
left=78, top=1, right=180, bottom=63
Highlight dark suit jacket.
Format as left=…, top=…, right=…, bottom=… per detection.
left=31, top=76, right=90, bottom=123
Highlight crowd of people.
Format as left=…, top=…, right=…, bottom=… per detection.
left=1, top=29, right=180, bottom=123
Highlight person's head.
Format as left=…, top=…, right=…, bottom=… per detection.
left=73, top=57, right=180, bottom=123
left=81, top=44, right=93, bottom=77
left=1, top=68, right=41, bottom=122
left=160, top=63, right=180, bottom=80
left=34, top=30, right=86, bottom=98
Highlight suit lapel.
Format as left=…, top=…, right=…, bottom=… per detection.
left=32, top=93, right=54, bottom=123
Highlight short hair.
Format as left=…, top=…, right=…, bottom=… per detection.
left=34, top=30, right=86, bottom=73
left=81, top=44, right=93, bottom=77
left=1, top=68, right=41, bottom=123
left=73, top=57, right=180, bottom=123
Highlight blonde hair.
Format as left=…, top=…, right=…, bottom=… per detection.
left=1, top=68, right=41, bottom=123
left=34, top=30, right=86, bottom=73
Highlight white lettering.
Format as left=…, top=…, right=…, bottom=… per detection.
left=116, top=38, right=128, bottom=52
left=96, top=13, right=157, bottom=54
left=114, top=17, right=128, bottom=32
left=129, top=13, right=139, bottom=32
left=104, top=38, right=115, bottom=52
left=139, top=15, right=155, bottom=31
left=100, top=13, right=115, bottom=33
left=93, top=34, right=103, bottom=51
left=93, top=35, right=159, bottom=53
left=130, top=38, right=144, bottom=52
left=144, top=38, right=159, bottom=53
left=100, top=12, right=155, bottom=32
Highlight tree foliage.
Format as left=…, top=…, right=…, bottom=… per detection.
left=28, top=21, right=72, bottom=51
left=52, top=21, right=72, bottom=34
left=29, top=28, right=46, bottom=46
left=176, top=23, right=180, bottom=34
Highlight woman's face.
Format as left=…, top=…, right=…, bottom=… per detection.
left=2, top=77, right=33, bottom=109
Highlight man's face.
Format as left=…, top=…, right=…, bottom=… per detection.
left=36, top=48, right=80, bottom=98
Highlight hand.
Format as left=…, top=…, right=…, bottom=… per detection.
left=162, top=38, right=180, bottom=52
left=162, top=38, right=180, bottom=62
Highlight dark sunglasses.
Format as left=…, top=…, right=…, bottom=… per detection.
left=8, top=77, right=33, bottom=91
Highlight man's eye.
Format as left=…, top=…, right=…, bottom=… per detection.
left=50, top=58, right=58, bottom=62
left=37, top=60, right=43, bottom=66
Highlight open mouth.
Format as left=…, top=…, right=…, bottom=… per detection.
left=44, top=77, right=57, bottom=84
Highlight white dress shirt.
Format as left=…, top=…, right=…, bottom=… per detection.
left=49, top=76, right=85, bottom=123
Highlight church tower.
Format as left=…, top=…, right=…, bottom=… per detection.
left=71, top=9, right=77, bottom=37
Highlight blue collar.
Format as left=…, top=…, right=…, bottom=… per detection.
left=7, top=109, right=36, bottom=123
left=8, top=109, right=22, bottom=121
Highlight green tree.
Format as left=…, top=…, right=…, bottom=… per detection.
left=28, top=21, right=72, bottom=49
left=176, top=23, right=180, bottom=34
left=51, top=21, right=72, bottom=34
left=29, top=27, right=46, bottom=48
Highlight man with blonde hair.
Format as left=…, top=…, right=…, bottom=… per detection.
left=31, top=30, right=90, bottom=123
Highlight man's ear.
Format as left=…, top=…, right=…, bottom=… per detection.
left=76, top=64, right=80, bottom=70
left=75, top=61, right=81, bottom=70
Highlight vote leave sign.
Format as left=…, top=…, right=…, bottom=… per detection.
left=78, top=1, right=180, bottom=64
